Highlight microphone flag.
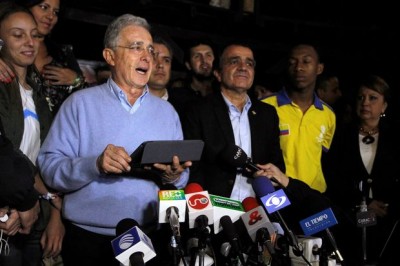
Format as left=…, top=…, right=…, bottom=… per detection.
left=209, top=194, right=244, bottom=234
left=158, top=189, right=186, bottom=223
left=299, top=208, right=338, bottom=236
left=186, top=190, right=214, bottom=228
left=111, top=226, right=156, bottom=265
left=259, top=189, right=291, bottom=214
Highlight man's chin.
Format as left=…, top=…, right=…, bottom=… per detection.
left=194, top=72, right=213, bottom=81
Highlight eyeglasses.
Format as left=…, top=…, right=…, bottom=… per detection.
left=114, top=42, right=156, bottom=59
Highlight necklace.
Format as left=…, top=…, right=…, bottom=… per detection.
left=359, top=127, right=378, bottom=144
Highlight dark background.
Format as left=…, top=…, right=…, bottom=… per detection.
left=54, top=0, right=399, bottom=104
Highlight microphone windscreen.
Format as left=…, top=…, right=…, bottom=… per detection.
left=130, top=252, right=145, bottom=266
left=116, top=218, right=139, bottom=235
left=242, top=197, right=259, bottom=212
left=220, top=144, right=248, bottom=168
left=184, top=183, right=203, bottom=194
left=220, top=215, right=237, bottom=240
left=195, top=215, right=209, bottom=229
left=252, top=177, right=275, bottom=197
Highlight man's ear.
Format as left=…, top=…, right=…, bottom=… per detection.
left=103, top=48, right=115, bottom=66
left=184, top=61, right=191, bottom=71
left=317, top=63, right=324, bottom=75
left=213, top=69, right=221, bottom=82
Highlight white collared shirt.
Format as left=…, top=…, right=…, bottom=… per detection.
left=221, top=92, right=254, bottom=201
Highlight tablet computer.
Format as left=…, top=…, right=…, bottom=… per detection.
left=130, top=140, right=204, bottom=168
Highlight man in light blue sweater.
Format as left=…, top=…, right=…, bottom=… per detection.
left=37, top=14, right=191, bottom=266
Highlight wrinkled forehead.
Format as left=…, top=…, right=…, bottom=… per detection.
left=222, top=45, right=253, bottom=59
left=118, top=25, right=152, bottom=44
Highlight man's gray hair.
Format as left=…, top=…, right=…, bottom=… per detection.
left=104, top=14, right=150, bottom=48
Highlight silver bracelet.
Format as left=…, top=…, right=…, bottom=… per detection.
left=0, top=214, right=8, bottom=223
left=40, top=192, right=56, bottom=201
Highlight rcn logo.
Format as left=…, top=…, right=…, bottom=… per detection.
left=265, top=193, right=286, bottom=208
left=118, top=233, right=135, bottom=250
left=262, top=189, right=291, bottom=213
left=187, top=194, right=209, bottom=210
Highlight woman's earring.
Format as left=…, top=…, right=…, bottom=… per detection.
left=380, top=112, right=386, bottom=118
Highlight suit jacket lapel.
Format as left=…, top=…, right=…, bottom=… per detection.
left=212, top=93, right=235, bottom=144
left=249, top=102, right=263, bottom=160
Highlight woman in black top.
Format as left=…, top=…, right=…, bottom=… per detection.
left=0, top=0, right=86, bottom=114
left=326, top=75, right=400, bottom=265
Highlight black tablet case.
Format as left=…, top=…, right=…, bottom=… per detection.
left=130, top=140, right=204, bottom=168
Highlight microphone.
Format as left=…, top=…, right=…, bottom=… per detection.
left=357, top=180, right=377, bottom=228
left=241, top=197, right=276, bottom=242
left=220, top=144, right=284, bottom=187
left=209, top=194, right=245, bottom=234
left=220, top=143, right=258, bottom=172
left=183, top=238, right=214, bottom=266
left=184, top=183, right=214, bottom=266
left=184, top=183, right=214, bottom=230
left=241, top=197, right=276, bottom=261
left=158, top=186, right=187, bottom=265
left=158, top=188, right=187, bottom=237
left=112, top=218, right=156, bottom=266
left=298, top=208, right=344, bottom=263
left=252, top=177, right=303, bottom=257
left=220, top=215, right=246, bottom=265
left=295, top=186, right=347, bottom=265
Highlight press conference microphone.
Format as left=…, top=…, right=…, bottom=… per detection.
left=291, top=183, right=346, bottom=264
left=184, top=183, right=215, bottom=266
left=158, top=186, right=187, bottom=237
left=112, top=218, right=156, bottom=266
left=184, top=183, right=214, bottom=230
left=241, top=197, right=276, bottom=257
left=209, top=194, right=245, bottom=234
left=252, top=177, right=303, bottom=257
left=220, top=215, right=246, bottom=265
left=220, top=144, right=284, bottom=187
left=241, top=197, right=276, bottom=242
left=168, top=206, right=181, bottom=237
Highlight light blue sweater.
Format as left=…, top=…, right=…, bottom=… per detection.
left=37, top=79, right=188, bottom=235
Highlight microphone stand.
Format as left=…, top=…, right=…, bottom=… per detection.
left=167, top=207, right=187, bottom=266
left=379, top=219, right=399, bottom=261
left=197, top=230, right=208, bottom=266
left=273, top=211, right=302, bottom=257
left=360, top=197, right=368, bottom=264
left=170, top=235, right=180, bottom=266
left=194, top=216, right=210, bottom=266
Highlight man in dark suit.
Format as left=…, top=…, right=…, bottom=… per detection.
left=182, top=43, right=285, bottom=200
